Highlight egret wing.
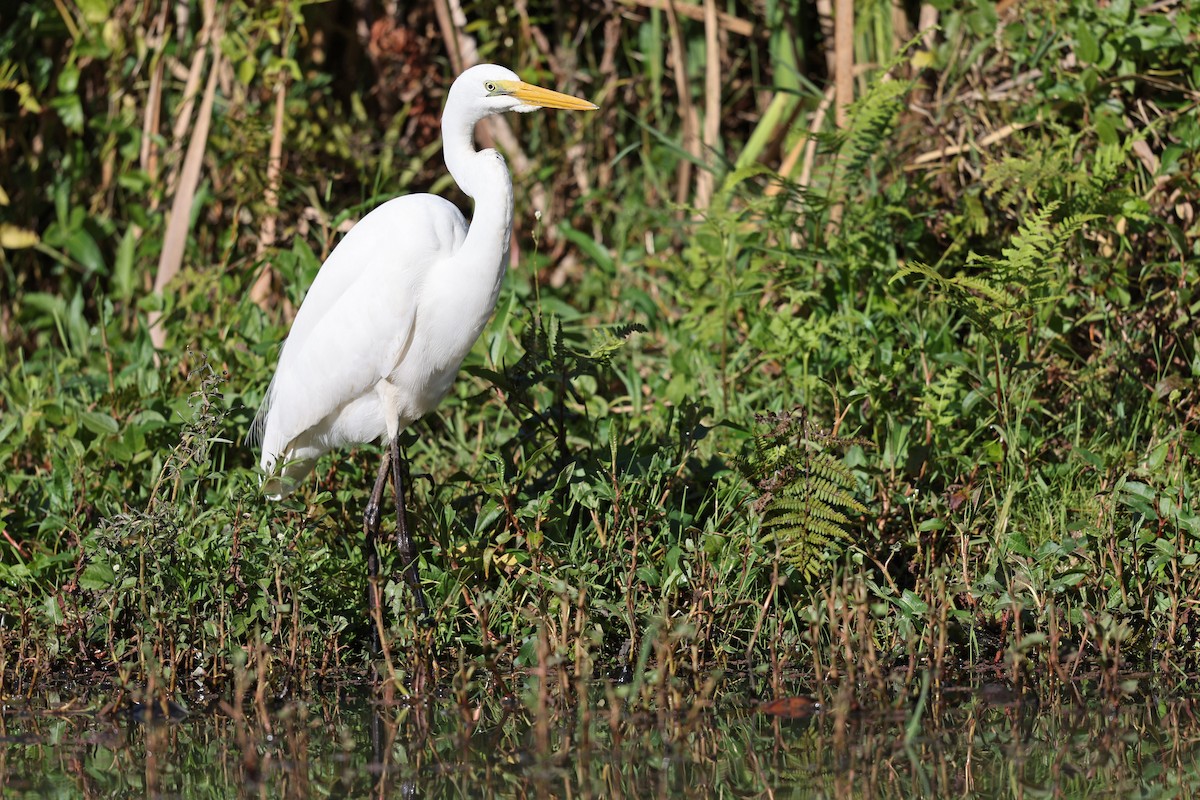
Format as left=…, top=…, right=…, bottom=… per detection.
left=276, top=194, right=466, bottom=367
left=254, top=194, right=468, bottom=483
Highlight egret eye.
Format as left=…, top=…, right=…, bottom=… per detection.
left=484, top=81, right=497, bottom=94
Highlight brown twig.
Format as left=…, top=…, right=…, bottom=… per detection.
left=906, top=121, right=1034, bottom=168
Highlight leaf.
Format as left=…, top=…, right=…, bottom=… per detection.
left=635, top=564, right=660, bottom=587
left=76, top=0, right=112, bottom=24
left=895, top=589, right=930, bottom=617
left=80, top=411, right=120, bottom=435
left=45, top=594, right=64, bottom=625
left=113, top=228, right=136, bottom=301
left=65, top=227, right=105, bottom=275
left=0, top=224, right=39, bottom=249
left=79, top=560, right=116, bottom=590
left=1121, top=481, right=1155, bottom=501
left=558, top=222, right=614, bottom=272
left=1076, top=25, right=1099, bottom=63
left=238, top=58, right=257, bottom=86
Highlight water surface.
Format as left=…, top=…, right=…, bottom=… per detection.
left=4, top=678, right=1199, bottom=798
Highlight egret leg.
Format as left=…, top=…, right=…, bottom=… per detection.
left=363, top=450, right=393, bottom=627
left=390, top=434, right=428, bottom=614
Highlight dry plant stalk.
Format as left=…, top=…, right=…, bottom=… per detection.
left=907, top=121, right=1034, bottom=168
left=695, top=0, right=721, bottom=209
left=830, top=0, right=854, bottom=229
left=918, top=3, right=939, bottom=50
left=816, top=0, right=835, bottom=75
left=148, top=25, right=223, bottom=352
left=665, top=2, right=699, bottom=206
left=139, top=6, right=169, bottom=190
left=249, top=75, right=289, bottom=310
left=891, top=0, right=912, bottom=51
left=164, top=0, right=219, bottom=198
left=765, top=83, right=836, bottom=198
left=433, top=0, right=472, bottom=75
left=834, top=0, right=854, bottom=129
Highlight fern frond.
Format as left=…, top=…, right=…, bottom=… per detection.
left=838, top=78, right=914, bottom=184
left=890, top=260, right=947, bottom=286
left=895, top=198, right=1098, bottom=341
left=739, top=407, right=871, bottom=581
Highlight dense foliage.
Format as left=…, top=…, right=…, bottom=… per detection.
left=1, top=0, right=1197, bottom=702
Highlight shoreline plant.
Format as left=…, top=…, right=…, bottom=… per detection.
left=1, top=1, right=1197, bottom=706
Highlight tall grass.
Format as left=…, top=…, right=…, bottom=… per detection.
left=1, top=0, right=1198, bottom=703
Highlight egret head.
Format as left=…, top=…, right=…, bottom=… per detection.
left=448, top=63, right=597, bottom=122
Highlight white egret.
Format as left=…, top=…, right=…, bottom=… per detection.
left=251, top=64, right=597, bottom=614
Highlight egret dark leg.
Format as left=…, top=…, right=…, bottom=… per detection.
left=363, top=449, right=393, bottom=632
left=390, top=434, right=428, bottom=614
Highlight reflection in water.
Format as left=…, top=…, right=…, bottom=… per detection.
left=4, top=681, right=1200, bottom=797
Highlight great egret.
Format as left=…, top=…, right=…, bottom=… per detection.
left=252, top=64, right=597, bottom=614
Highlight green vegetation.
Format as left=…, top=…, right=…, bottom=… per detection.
left=1, top=0, right=1198, bottom=707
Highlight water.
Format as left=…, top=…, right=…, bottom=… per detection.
left=4, top=679, right=1200, bottom=798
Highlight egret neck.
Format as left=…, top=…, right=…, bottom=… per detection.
left=441, top=100, right=514, bottom=301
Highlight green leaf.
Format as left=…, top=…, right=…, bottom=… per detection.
left=1075, top=25, right=1099, bottom=63
left=238, top=58, right=257, bottom=86
left=558, top=223, right=614, bottom=272
left=76, top=0, right=111, bottom=24
left=80, top=410, right=119, bottom=435
left=45, top=594, right=64, bottom=625
left=635, top=564, right=660, bottom=587
left=79, top=560, right=116, bottom=590
left=113, top=228, right=136, bottom=301
left=895, top=590, right=929, bottom=617
left=65, top=227, right=105, bottom=275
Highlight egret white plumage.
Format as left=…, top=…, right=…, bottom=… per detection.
left=251, top=64, right=597, bottom=614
